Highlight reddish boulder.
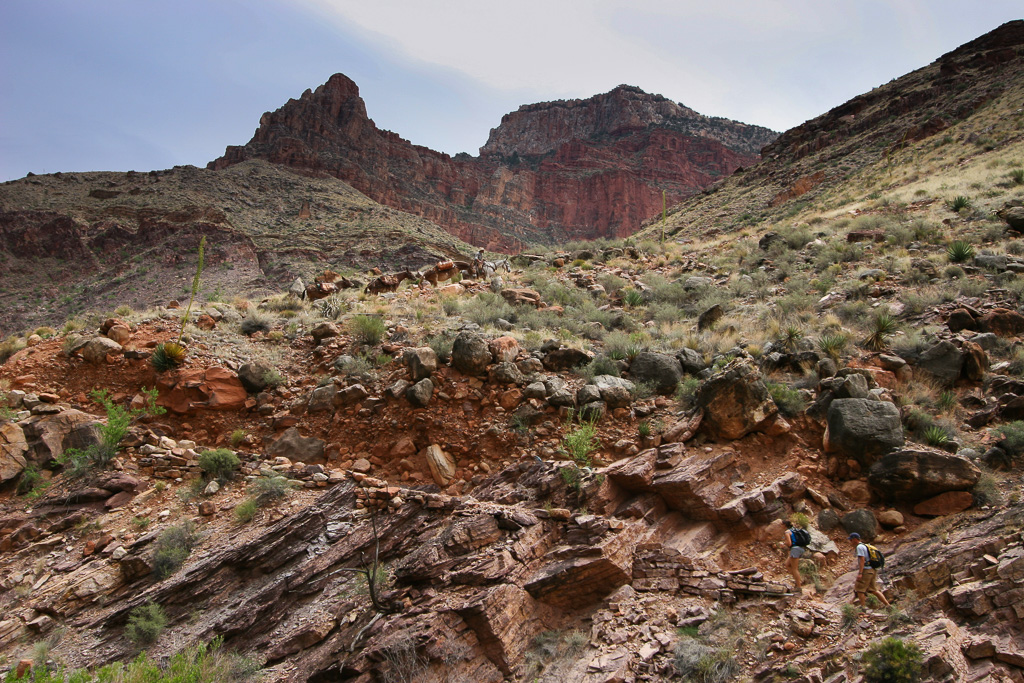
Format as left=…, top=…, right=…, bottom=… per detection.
left=978, top=308, right=1024, bottom=336
left=156, top=366, right=248, bottom=414
left=913, top=491, right=974, bottom=516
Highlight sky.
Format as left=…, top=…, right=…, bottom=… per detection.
left=1, top=1, right=1020, bottom=182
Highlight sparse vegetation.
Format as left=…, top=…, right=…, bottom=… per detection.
left=60, top=388, right=164, bottom=476
left=561, top=416, right=600, bottom=466
left=152, top=521, right=198, bottom=579
left=945, top=240, right=975, bottom=263
left=861, top=637, right=923, bottom=683
left=125, top=602, right=168, bottom=646
left=350, top=314, right=387, bottom=345
left=198, top=449, right=240, bottom=481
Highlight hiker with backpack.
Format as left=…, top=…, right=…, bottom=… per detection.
left=783, top=520, right=812, bottom=593
left=849, top=532, right=891, bottom=608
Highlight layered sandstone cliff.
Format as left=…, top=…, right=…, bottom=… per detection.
left=210, top=76, right=777, bottom=250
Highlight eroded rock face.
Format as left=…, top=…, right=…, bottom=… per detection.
left=696, top=360, right=777, bottom=440
left=868, top=448, right=981, bottom=501
left=824, top=399, right=903, bottom=467
left=209, top=75, right=774, bottom=248
left=20, top=410, right=101, bottom=463
left=0, top=423, right=28, bottom=483
left=156, top=367, right=248, bottom=413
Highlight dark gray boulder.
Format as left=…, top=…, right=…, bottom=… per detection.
left=825, top=399, right=903, bottom=467
left=406, top=378, right=434, bottom=407
left=629, top=352, right=683, bottom=394
left=840, top=509, right=879, bottom=542
left=451, top=332, right=491, bottom=376
left=916, top=340, right=963, bottom=386
left=696, top=360, right=777, bottom=440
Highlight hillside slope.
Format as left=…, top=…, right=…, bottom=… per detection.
left=0, top=160, right=474, bottom=334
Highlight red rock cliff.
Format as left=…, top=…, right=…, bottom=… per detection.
left=210, top=75, right=777, bottom=250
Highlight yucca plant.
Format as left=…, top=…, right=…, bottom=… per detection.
left=863, top=311, right=898, bottom=351
left=946, top=240, right=975, bottom=263
left=782, top=325, right=804, bottom=351
left=923, top=425, right=949, bottom=447
left=152, top=235, right=205, bottom=372
left=947, top=195, right=971, bottom=212
left=817, top=332, right=849, bottom=360
left=937, top=390, right=958, bottom=412
left=622, top=289, right=645, bottom=308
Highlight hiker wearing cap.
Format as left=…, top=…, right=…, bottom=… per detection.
left=783, top=520, right=808, bottom=593
left=849, top=533, right=890, bottom=608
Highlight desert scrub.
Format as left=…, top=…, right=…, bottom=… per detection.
left=0, top=335, right=27, bottom=364
left=576, top=355, right=620, bottom=380
left=349, top=314, right=387, bottom=345
left=229, top=429, right=247, bottom=447
left=841, top=603, right=862, bottom=629
left=672, top=637, right=738, bottom=683
left=251, top=475, right=293, bottom=506
left=460, top=292, right=515, bottom=327
left=994, top=421, right=1024, bottom=459
left=861, top=637, right=923, bottom=683
left=125, top=602, right=168, bottom=646
left=766, top=381, right=805, bottom=417
left=676, top=376, right=701, bottom=406
left=233, top=498, right=259, bottom=524
left=972, top=471, right=1003, bottom=506
left=561, top=417, right=600, bottom=466
left=946, top=195, right=971, bottom=212
left=239, top=310, right=273, bottom=336
left=60, top=388, right=164, bottom=476
left=152, top=521, right=198, bottom=579
left=198, top=449, right=240, bottom=482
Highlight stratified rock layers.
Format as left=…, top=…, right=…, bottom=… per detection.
left=210, top=76, right=776, bottom=250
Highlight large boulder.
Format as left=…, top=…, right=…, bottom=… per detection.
left=406, top=378, right=434, bottom=407
left=451, top=333, right=492, bottom=376
left=404, top=347, right=438, bottom=382
left=0, top=423, right=29, bottom=483
left=998, top=203, right=1024, bottom=232
left=590, top=375, right=635, bottom=409
left=840, top=509, right=879, bottom=542
left=423, top=444, right=455, bottom=486
left=628, top=352, right=683, bottom=394
left=542, top=347, right=592, bottom=371
left=868, top=449, right=980, bottom=502
left=961, top=341, right=988, bottom=382
left=824, top=399, right=903, bottom=467
left=696, top=360, right=777, bottom=440
left=237, top=361, right=276, bottom=393
left=978, top=308, right=1024, bottom=337
left=915, top=341, right=963, bottom=386
left=80, top=337, right=122, bottom=364
left=267, top=428, right=325, bottom=464
left=20, top=409, right=102, bottom=463
left=677, top=347, right=707, bottom=375
left=156, top=367, right=248, bottom=413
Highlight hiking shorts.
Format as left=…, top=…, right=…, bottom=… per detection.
left=854, top=568, right=878, bottom=594
left=790, top=546, right=806, bottom=559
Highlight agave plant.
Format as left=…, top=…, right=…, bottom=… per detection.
left=947, top=195, right=971, bottom=212
left=946, top=240, right=975, bottom=263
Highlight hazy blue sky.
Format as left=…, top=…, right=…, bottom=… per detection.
left=1, top=1, right=1020, bottom=181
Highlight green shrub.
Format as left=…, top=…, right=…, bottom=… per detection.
left=262, top=367, right=285, bottom=388
left=125, top=602, right=168, bottom=646
left=937, top=391, right=957, bottom=412
left=994, top=421, right=1024, bottom=456
left=229, top=429, right=247, bottom=447
left=16, top=464, right=43, bottom=496
left=861, top=637, right=924, bottom=683
left=152, top=521, right=198, bottom=579
left=622, top=289, right=645, bottom=307
left=766, top=381, right=806, bottom=417
left=251, top=475, right=292, bottom=506
left=789, top=512, right=810, bottom=529
left=561, top=417, right=600, bottom=466
left=426, top=333, right=454, bottom=363
left=1010, top=168, right=1024, bottom=185
left=946, top=240, right=975, bottom=263
left=676, top=376, right=701, bottom=406
left=198, top=449, right=240, bottom=481
left=972, top=471, right=1003, bottom=506
left=60, top=388, right=164, bottom=476
left=233, top=499, right=258, bottom=524
left=672, top=638, right=737, bottom=683
left=577, top=355, right=620, bottom=381
left=841, top=603, right=862, bottom=629
left=349, top=314, right=387, bottom=345
left=0, top=335, right=27, bottom=364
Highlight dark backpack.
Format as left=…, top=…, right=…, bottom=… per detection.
left=791, top=528, right=812, bottom=547
left=865, top=544, right=885, bottom=569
